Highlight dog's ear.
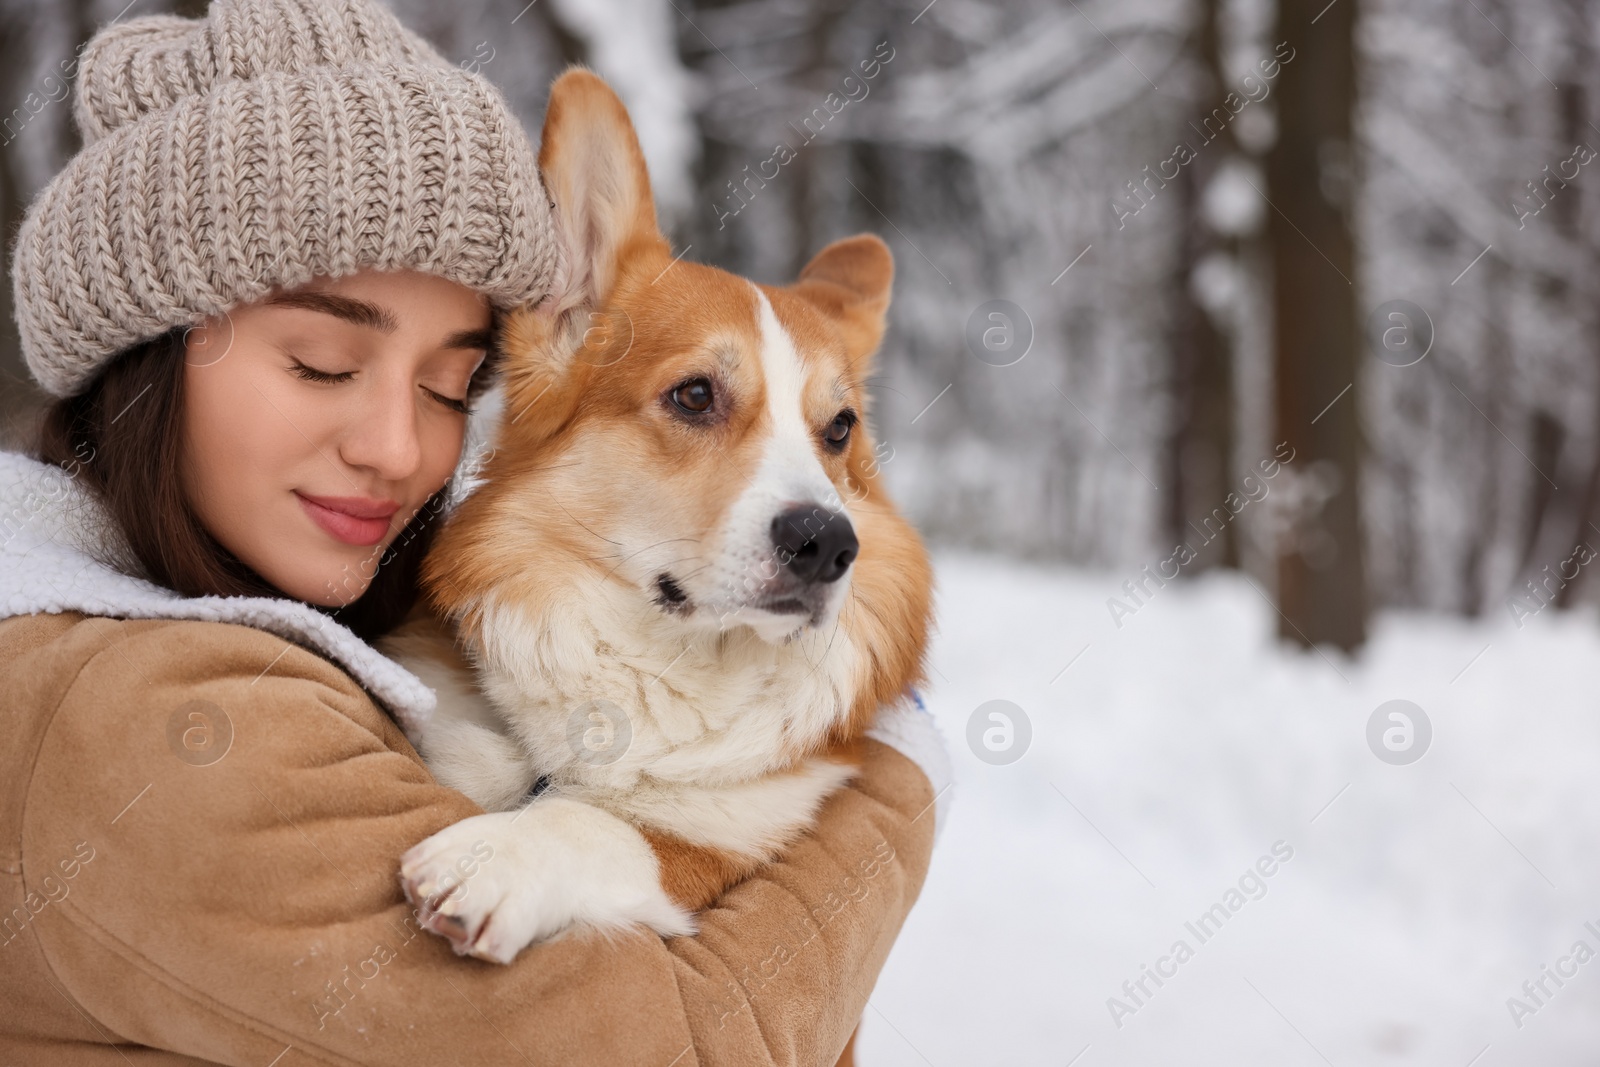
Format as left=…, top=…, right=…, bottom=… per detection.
left=792, top=234, right=894, bottom=372
left=499, top=67, right=664, bottom=444
left=537, top=66, right=664, bottom=317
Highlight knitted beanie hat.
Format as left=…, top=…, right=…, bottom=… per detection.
left=11, top=0, right=560, bottom=399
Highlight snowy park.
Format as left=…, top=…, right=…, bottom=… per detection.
left=862, top=551, right=1600, bottom=1066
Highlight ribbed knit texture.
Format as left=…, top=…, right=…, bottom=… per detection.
left=12, top=0, right=560, bottom=399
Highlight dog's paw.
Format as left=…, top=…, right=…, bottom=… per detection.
left=399, top=801, right=694, bottom=964
left=397, top=819, right=496, bottom=957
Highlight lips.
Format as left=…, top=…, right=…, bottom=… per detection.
left=295, top=491, right=401, bottom=547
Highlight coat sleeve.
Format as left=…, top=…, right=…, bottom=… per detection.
left=21, top=618, right=937, bottom=1067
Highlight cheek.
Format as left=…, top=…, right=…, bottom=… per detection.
left=390, top=414, right=468, bottom=531
left=825, top=455, right=857, bottom=502
left=177, top=355, right=315, bottom=592
left=182, top=363, right=254, bottom=516
left=180, top=346, right=356, bottom=595
left=669, top=463, right=747, bottom=543
left=182, top=353, right=307, bottom=505
left=586, top=426, right=750, bottom=544
left=418, top=418, right=468, bottom=491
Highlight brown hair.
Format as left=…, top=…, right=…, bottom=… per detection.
left=34, top=322, right=501, bottom=642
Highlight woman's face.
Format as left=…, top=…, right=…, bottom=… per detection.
left=181, top=270, right=492, bottom=608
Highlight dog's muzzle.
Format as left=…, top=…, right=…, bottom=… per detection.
left=759, top=505, right=857, bottom=614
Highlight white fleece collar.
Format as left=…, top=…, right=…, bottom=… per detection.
left=0, top=449, right=436, bottom=734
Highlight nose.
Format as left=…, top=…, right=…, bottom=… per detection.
left=771, top=505, right=858, bottom=585
left=340, top=376, right=424, bottom=483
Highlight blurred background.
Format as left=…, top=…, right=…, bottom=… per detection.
left=4, top=0, right=1600, bottom=1062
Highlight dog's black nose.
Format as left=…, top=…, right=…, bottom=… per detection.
left=771, top=506, right=858, bottom=585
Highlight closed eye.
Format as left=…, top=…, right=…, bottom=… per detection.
left=423, top=386, right=472, bottom=414
left=292, top=359, right=473, bottom=414
left=290, top=358, right=355, bottom=384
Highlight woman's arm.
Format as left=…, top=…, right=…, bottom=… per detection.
left=13, top=615, right=937, bottom=1067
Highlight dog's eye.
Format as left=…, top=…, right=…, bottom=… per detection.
left=671, top=378, right=715, bottom=414
left=824, top=410, right=856, bottom=449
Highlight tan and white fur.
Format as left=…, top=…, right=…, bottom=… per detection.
left=382, top=67, right=932, bottom=968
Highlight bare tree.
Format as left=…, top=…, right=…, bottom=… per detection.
left=1163, top=0, right=1238, bottom=571
left=1266, top=0, right=1367, bottom=649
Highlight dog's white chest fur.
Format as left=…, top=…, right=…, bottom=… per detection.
left=388, top=576, right=862, bottom=858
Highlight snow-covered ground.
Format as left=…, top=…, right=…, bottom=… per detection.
left=859, top=550, right=1600, bottom=1066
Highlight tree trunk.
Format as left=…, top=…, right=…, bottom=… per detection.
left=1265, top=0, right=1367, bottom=650
left=1163, top=0, right=1237, bottom=570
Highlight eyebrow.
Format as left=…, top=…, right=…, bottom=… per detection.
left=266, top=292, right=493, bottom=351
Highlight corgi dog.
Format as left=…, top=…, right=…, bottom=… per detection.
left=382, top=67, right=932, bottom=967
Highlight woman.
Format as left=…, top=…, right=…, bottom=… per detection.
left=0, top=1, right=953, bottom=1064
